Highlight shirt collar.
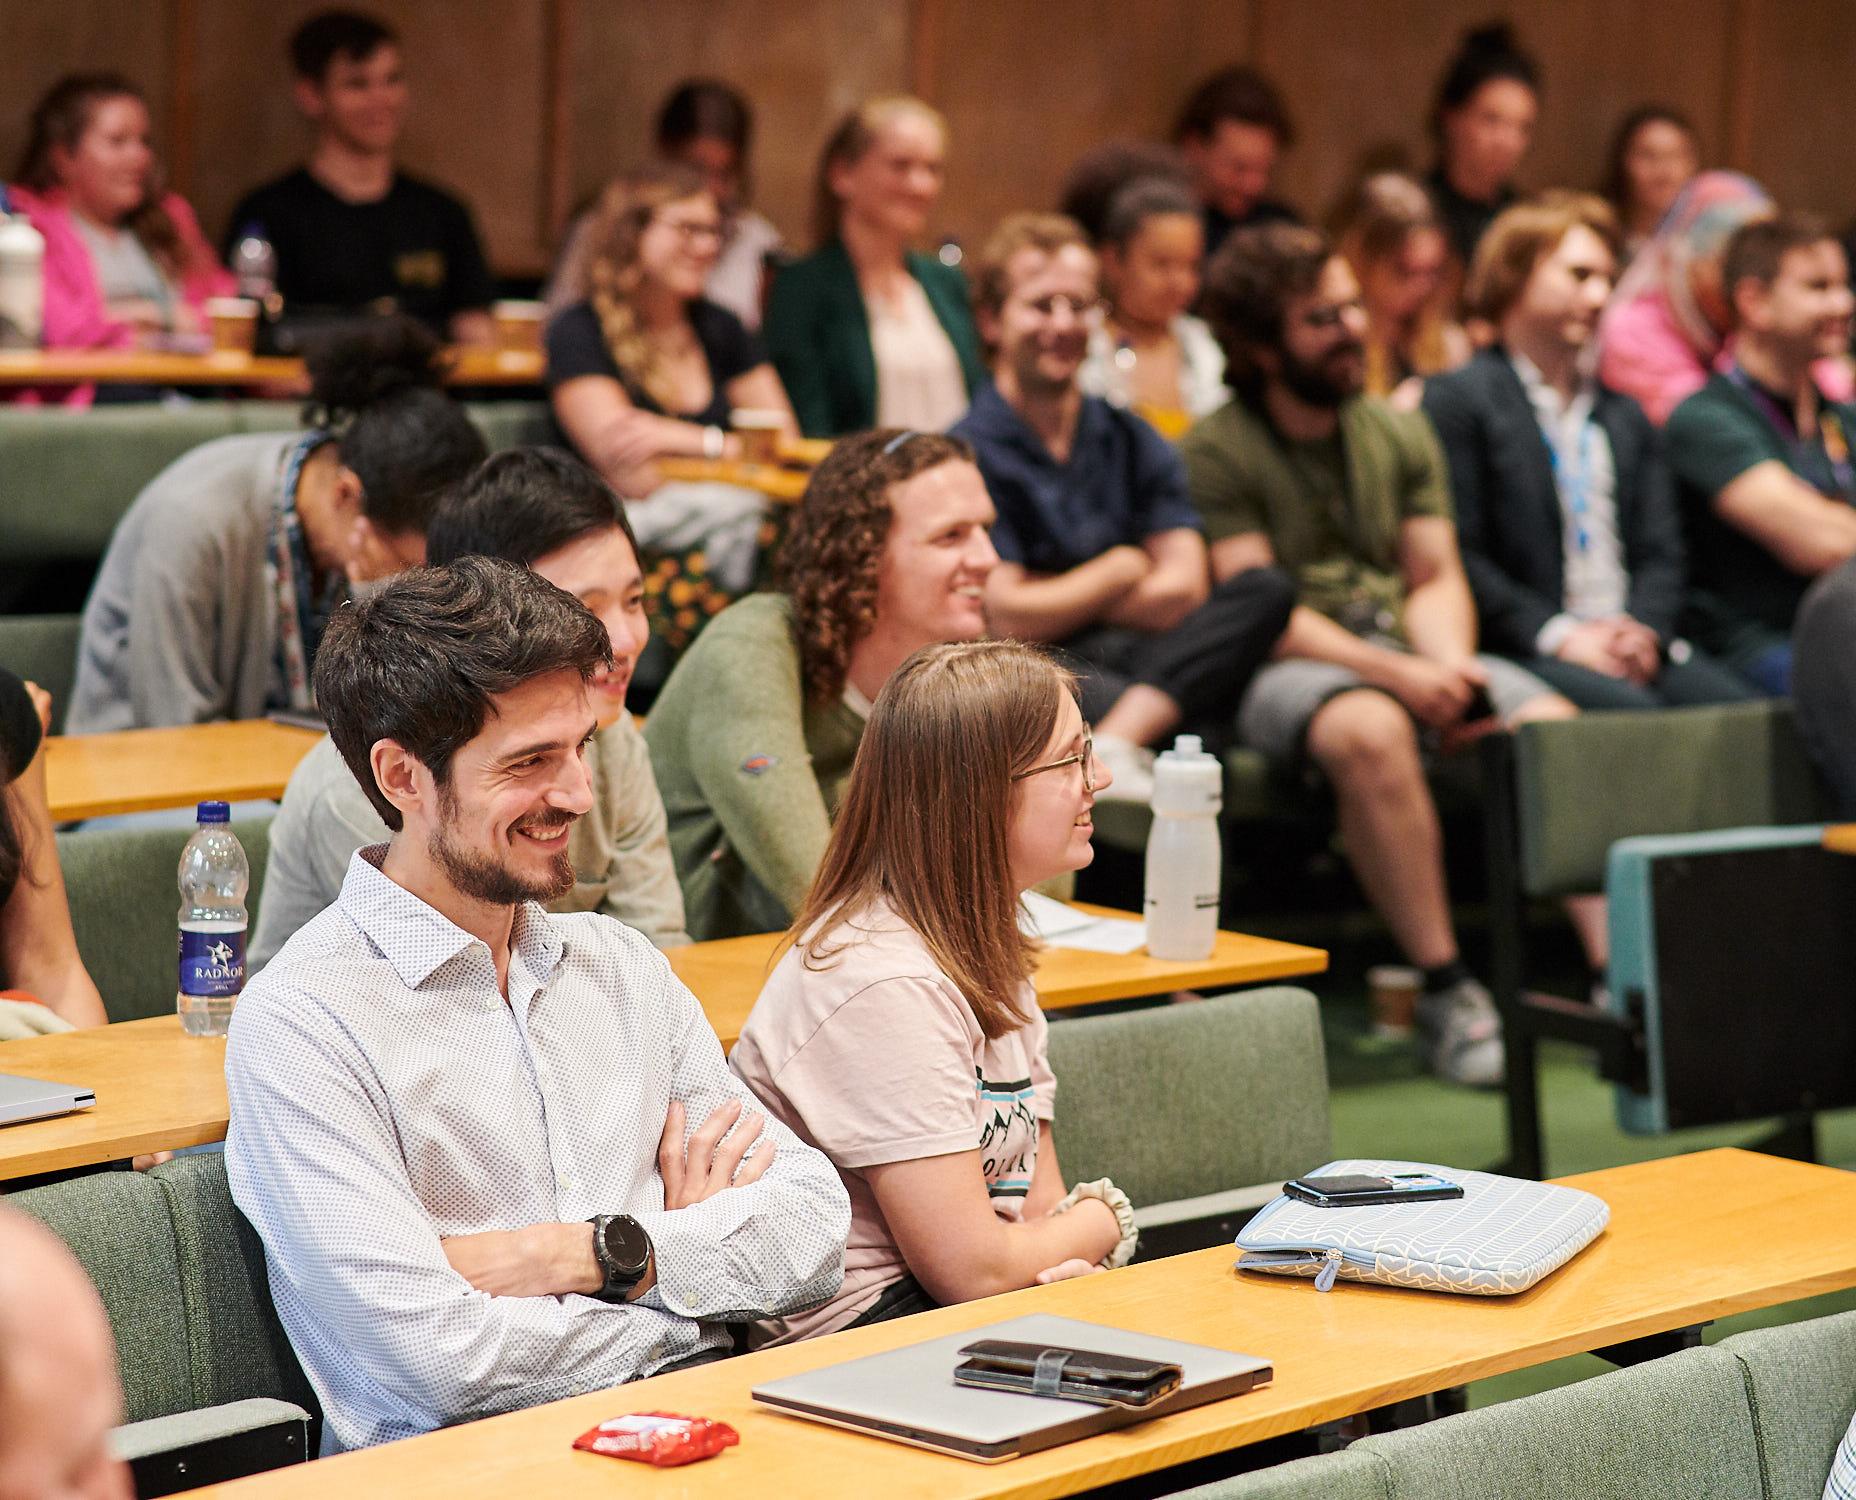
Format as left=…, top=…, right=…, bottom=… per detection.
left=336, top=845, right=565, bottom=992
left=1507, top=347, right=1595, bottom=425
left=967, top=382, right=1105, bottom=464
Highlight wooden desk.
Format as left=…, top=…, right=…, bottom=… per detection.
left=45, top=721, right=321, bottom=822
left=0, top=1017, right=226, bottom=1178
left=671, top=905, right=1328, bottom=1052
left=182, top=1149, right=1856, bottom=1500
left=656, top=456, right=812, bottom=502
left=1824, top=823, right=1856, bottom=855
left=0, top=913, right=1322, bottom=1182
left=0, top=347, right=541, bottom=389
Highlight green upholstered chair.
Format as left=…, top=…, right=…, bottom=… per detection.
left=56, top=816, right=272, bottom=1023
left=1720, top=1309, right=1856, bottom=1500
left=1046, top=986, right=1329, bottom=1256
left=1172, top=1342, right=1763, bottom=1500
left=1479, top=701, right=1834, bottom=1176
left=0, top=611, right=81, bottom=733
left=10, top=1153, right=315, bottom=1495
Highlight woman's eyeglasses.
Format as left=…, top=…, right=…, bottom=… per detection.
left=1012, top=729, right=1096, bottom=792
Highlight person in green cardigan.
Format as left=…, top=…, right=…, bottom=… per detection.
left=645, top=429, right=998, bottom=939
left=764, top=96, right=987, bottom=437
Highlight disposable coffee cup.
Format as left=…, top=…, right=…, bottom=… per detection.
left=732, top=408, right=786, bottom=465
left=492, top=299, right=545, bottom=355
left=1367, top=964, right=1421, bottom=1038
left=204, top=297, right=259, bottom=356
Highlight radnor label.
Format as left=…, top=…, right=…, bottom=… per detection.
left=179, top=924, right=246, bottom=997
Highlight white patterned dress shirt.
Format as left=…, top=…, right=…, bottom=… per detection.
left=225, top=847, right=849, bottom=1453
left=1828, top=1410, right=1856, bottom=1500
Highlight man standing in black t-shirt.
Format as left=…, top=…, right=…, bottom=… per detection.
left=224, top=11, right=495, bottom=344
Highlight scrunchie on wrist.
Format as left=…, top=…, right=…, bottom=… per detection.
left=1052, top=1177, right=1138, bottom=1269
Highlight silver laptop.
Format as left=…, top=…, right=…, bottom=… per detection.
left=752, top=1312, right=1272, bottom=1463
left=0, top=1072, right=96, bottom=1126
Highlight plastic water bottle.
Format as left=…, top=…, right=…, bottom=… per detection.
left=0, top=190, right=44, bottom=351
left=230, top=224, right=279, bottom=317
left=177, top=802, right=248, bottom=1038
left=1144, top=735, right=1222, bottom=961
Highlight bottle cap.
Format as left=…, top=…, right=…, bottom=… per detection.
left=196, top=800, right=231, bottom=824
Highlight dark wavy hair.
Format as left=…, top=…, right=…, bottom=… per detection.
left=1600, top=105, right=1698, bottom=221
left=776, top=428, right=975, bottom=705
left=299, top=317, right=488, bottom=536
left=14, top=74, right=186, bottom=275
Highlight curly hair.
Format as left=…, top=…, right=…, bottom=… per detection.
left=777, top=428, right=976, bottom=705
left=586, top=163, right=713, bottom=412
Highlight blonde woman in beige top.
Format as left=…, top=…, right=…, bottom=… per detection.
left=731, top=640, right=1136, bottom=1344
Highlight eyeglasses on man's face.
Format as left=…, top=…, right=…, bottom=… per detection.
left=1011, top=729, right=1096, bottom=793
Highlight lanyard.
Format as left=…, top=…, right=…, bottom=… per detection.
left=1542, top=416, right=1599, bottom=553
left=1725, top=363, right=1855, bottom=499
left=267, top=433, right=341, bottom=712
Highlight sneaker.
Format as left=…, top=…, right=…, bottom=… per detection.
left=1091, top=735, right=1156, bottom=804
left=1415, top=976, right=1505, bottom=1088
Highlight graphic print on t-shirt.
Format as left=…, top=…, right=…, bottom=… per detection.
left=976, top=1067, right=1040, bottom=1201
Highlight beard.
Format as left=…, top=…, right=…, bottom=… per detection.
left=428, top=808, right=577, bottom=906
left=1278, top=341, right=1365, bottom=408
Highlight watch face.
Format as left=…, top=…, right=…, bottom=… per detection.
left=601, top=1214, right=651, bottom=1275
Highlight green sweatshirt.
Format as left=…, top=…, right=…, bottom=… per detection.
left=645, top=594, right=866, bottom=940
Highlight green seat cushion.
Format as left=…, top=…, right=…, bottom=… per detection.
left=57, top=816, right=272, bottom=1022
left=1045, top=986, right=1329, bottom=1211
left=147, top=1154, right=318, bottom=1418
left=0, top=613, right=81, bottom=733
left=1169, top=1448, right=1389, bottom=1499
left=10, top=1167, right=194, bottom=1421
left=1351, top=1344, right=1761, bottom=1500
left=1720, top=1308, right=1856, bottom=1500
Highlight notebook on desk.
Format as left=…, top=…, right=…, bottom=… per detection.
left=0, top=1072, right=95, bottom=1126
left=752, top=1312, right=1271, bottom=1463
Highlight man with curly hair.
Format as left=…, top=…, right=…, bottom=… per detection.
left=645, top=430, right=998, bottom=940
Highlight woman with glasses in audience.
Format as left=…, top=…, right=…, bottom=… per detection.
left=548, top=163, right=796, bottom=595
left=645, top=429, right=1000, bottom=941
left=730, top=639, right=1135, bottom=1342
left=1600, top=106, right=1701, bottom=269
left=545, top=79, right=783, bottom=331
left=9, top=73, right=232, bottom=401
left=1078, top=176, right=1226, bottom=437
left=1330, top=172, right=1472, bottom=410
left=764, top=96, right=986, bottom=437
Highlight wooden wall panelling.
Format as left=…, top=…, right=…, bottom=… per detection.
left=1729, top=0, right=1856, bottom=224
left=567, top=0, right=911, bottom=255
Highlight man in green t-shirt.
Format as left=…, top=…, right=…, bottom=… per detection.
left=1181, top=223, right=1591, bottom=1089
left=1663, top=213, right=1856, bottom=694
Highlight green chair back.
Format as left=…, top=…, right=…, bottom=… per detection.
left=1514, top=701, right=1829, bottom=898
left=1720, top=1309, right=1856, bottom=1500
left=56, top=816, right=272, bottom=1022
left=1169, top=1449, right=1388, bottom=1499
left=1045, top=987, right=1329, bottom=1213
left=0, top=612, right=81, bottom=733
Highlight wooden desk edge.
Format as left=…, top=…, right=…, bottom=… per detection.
left=5, top=1120, right=230, bottom=1179
left=1822, top=824, right=1856, bottom=854
left=1041, top=946, right=1328, bottom=1007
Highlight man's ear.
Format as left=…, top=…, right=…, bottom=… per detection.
left=369, top=739, right=429, bottom=827
left=331, top=465, right=366, bottom=521
left=976, top=301, right=1002, bottom=354
left=1728, top=274, right=1767, bottom=335
left=292, top=77, right=326, bottom=123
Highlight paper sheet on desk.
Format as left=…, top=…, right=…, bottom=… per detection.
left=1018, top=891, right=1148, bottom=954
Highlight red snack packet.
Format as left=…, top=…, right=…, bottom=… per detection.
left=572, top=1411, right=740, bottom=1467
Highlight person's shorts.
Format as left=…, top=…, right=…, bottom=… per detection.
left=1237, top=646, right=1556, bottom=765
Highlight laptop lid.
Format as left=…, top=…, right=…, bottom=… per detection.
left=752, top=1312, right=1271, bottom=1463
left=0, top=1072, right=96, bottom=1127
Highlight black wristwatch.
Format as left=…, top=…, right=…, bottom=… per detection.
left=587, top=1214, right=653, bottom=1302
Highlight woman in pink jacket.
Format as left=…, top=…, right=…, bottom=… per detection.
left=10, top=73, right=230, bottom=365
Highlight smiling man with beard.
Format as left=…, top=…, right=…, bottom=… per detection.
left=953, top=213, right=1293, bottom=805
left=225, top=556, right=848, bottom=1453
left=1182, top=222, right=1584, bottom=1089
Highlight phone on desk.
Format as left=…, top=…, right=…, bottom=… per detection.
left=1283, top=1172, right=1464, bottom=1207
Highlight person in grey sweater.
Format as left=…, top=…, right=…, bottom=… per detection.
left=67, top=320, right=486, bottom=733
left=252, top=449, right=688, bottom=967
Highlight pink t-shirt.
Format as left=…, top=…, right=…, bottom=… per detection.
left=729, top=901, right=1055, bottom=1345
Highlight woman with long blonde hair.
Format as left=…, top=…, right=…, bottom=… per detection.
left=730, top=639, right=1136, bottom=1343
left=547, top=162, right=795, bottom=591
left=763, top=96, right=986, bottom=436
left=1330, top=172, right=1471, bottom=409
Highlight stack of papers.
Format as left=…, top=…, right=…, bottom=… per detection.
left=1018, top=892, right=1148, bottom=955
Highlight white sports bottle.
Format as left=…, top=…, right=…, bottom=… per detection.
left=177, top=801, right=249, bottom=1038
left=0, top=201, right=45, bottom=351
left=1143, top=735, right=1222, bottom=961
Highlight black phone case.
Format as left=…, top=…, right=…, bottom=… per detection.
left=952, top=1340, right=1183, bottom=1408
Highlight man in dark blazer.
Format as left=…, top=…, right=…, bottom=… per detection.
left=1424, top=193, right=1752, bottom=708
